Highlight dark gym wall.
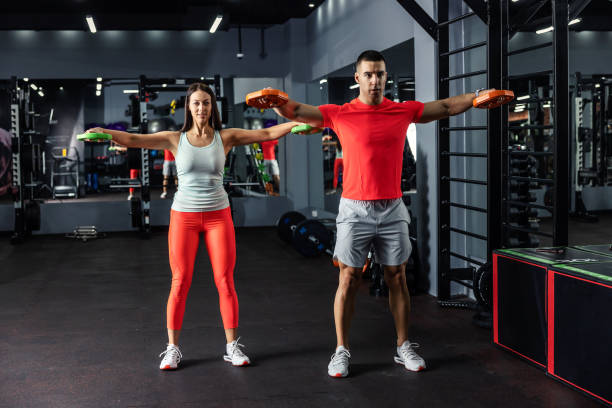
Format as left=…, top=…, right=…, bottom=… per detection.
left=0, top=27, right=289, bottom=79
left=509, top=31, right=612, bottom=76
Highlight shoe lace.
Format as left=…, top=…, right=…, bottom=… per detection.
left=228, top=337, right=247, bottom=358
left=399, top=342, right=420, bottom=361
left=159, top=345, right=182, bottom=362
left=329, top=348, right=351, bottom=369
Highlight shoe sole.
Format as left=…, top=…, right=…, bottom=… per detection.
left=160, top=365, right=177, bottom=370
left=328, top=371, right=349, bottom=378
left=224, top=356, right=250, bottom=366
left=394, top=359, right=425, bottom=372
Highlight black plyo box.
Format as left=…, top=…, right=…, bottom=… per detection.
left=492, top=247, right=612, bottom=368
left=574, top=244, right=612, bottom=258
left=547, top=261, right=612, bottom=406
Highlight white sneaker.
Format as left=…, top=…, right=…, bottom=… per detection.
left=224, top=338, right=250, bottom=366
left=160, top=191, right=167, bottom=199
left=394, top=341, right=426, bottom=371
left=127, top=194, right=134, bottom=201
left=328, top=346, right=351, bottom=378
left=159, top=344, right=182, bottom=370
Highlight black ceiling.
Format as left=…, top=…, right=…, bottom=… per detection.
left=1, top=1, right=610, bottom=32
left=0, top=0, right=322, bottom=30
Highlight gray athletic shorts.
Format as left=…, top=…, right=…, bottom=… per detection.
left=264, top=159, right=280, bottom=176
left=163, top=160, right=177, bottom=177
left=333, top=197, right=412, bottom=267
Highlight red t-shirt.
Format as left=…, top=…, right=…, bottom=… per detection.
left=319, top=97, right=424, bottom=200
left=261, top=140, right=278, bottom=160
left=164, top=150, right=175, bottom=161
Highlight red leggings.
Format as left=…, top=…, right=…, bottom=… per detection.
left=333, top=158, right=343, bottom=189
left=167, top=207, right=238, bottom=330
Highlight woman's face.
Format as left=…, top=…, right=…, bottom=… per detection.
left=189, top=90, right=212, bottom=126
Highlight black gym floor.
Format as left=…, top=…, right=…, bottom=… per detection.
left=0, top=227, right=602, bottom=407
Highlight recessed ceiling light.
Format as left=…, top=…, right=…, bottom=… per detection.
left=86, top=15, right=97, bottom=33
left=536, top=26, right=553, bottom=34
left=210, top=15, right=223, bottom=33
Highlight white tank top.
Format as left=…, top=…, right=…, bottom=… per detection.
left=171, top=130, right=229, bottom=212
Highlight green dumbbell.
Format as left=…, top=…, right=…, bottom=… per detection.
left=77, top=132, right=112, bottom=141
left=291, top=124, right=323, bottom=135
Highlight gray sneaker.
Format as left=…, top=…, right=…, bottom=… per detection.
left=224, top=338, right=250, bottom=366
left=394, top=341, right=426, bottom=371
left=328, top=346, right=351, bottom=378
left=159, top=344, right=182, bottom=370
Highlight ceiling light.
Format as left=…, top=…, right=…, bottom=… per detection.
left=349, top=84, right=359, bottom=90
left=23, top=78, right=29, bottom=82
left=96, top=77, right=102, bottom=82
left=96, top=90, right=101, bottom=96
left=511, top=0, right=519, bottom=2
left=595, top=84, right=601, bottom=88
left=38, top=91, right=44, bottom=97
left=96, top=84, right=102, bottom=90
left=59, top=86, right=64, bottom=91
left=536, top=26, right=553, bottom=34
left=542, top=104, right=551, bottom=108
left=123, top=90, right=138, bottom=94
left=517, top=95, right=530, bottom=100
left=162, top=83, right=167, bottom=88
left=210, top=15, right=223, bottom=33
left=569, top=18, right=581, bottom=26
left=200, top=77, right=204, bottom=80
left=319, top=79, right=328, bottom=84
left=387, top=80, right=394, bottom=83
left=309, top=3, right=315, bottom=7
left=30, top=83, right=38, bottom=91
left=86, top=15, right=97, bottom=33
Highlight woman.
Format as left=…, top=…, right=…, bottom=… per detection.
left=85, top=83, right=299, bottom=370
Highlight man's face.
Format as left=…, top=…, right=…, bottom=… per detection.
left=355, top=60, right=387, bottom=101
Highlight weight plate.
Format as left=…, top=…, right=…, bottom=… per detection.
left=276, top=211, right=306, bottom=243
left=292, top=219, right=332, bottom=258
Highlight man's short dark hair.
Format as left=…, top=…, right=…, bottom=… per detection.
left=355, top=50, right=386, bottom=70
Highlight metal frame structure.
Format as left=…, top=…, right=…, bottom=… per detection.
left=437, top=1, right=499, bottom=299
left=399, top=0, right=571, bottom=300
left=8, top=76, right=42, bottom=244
left=502, top=0, right=570, bottom=248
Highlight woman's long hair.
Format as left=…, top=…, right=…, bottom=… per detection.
left=179, top=83, right=222, bottom=133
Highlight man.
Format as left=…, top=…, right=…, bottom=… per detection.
left=261, top=120, right=281, bottom=193
left=160, top=149, right=177, bottom=199
left=271, top=50, right=493, bottom=378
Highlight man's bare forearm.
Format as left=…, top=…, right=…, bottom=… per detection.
left=445, top=92, right=477, bottom=116
left=273, top=100, right=301, bottom=121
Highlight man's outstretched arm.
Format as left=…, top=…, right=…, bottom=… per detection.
left=273, top=99, right=324, bottom=128
left=418, top=90, right=492, bottom=123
